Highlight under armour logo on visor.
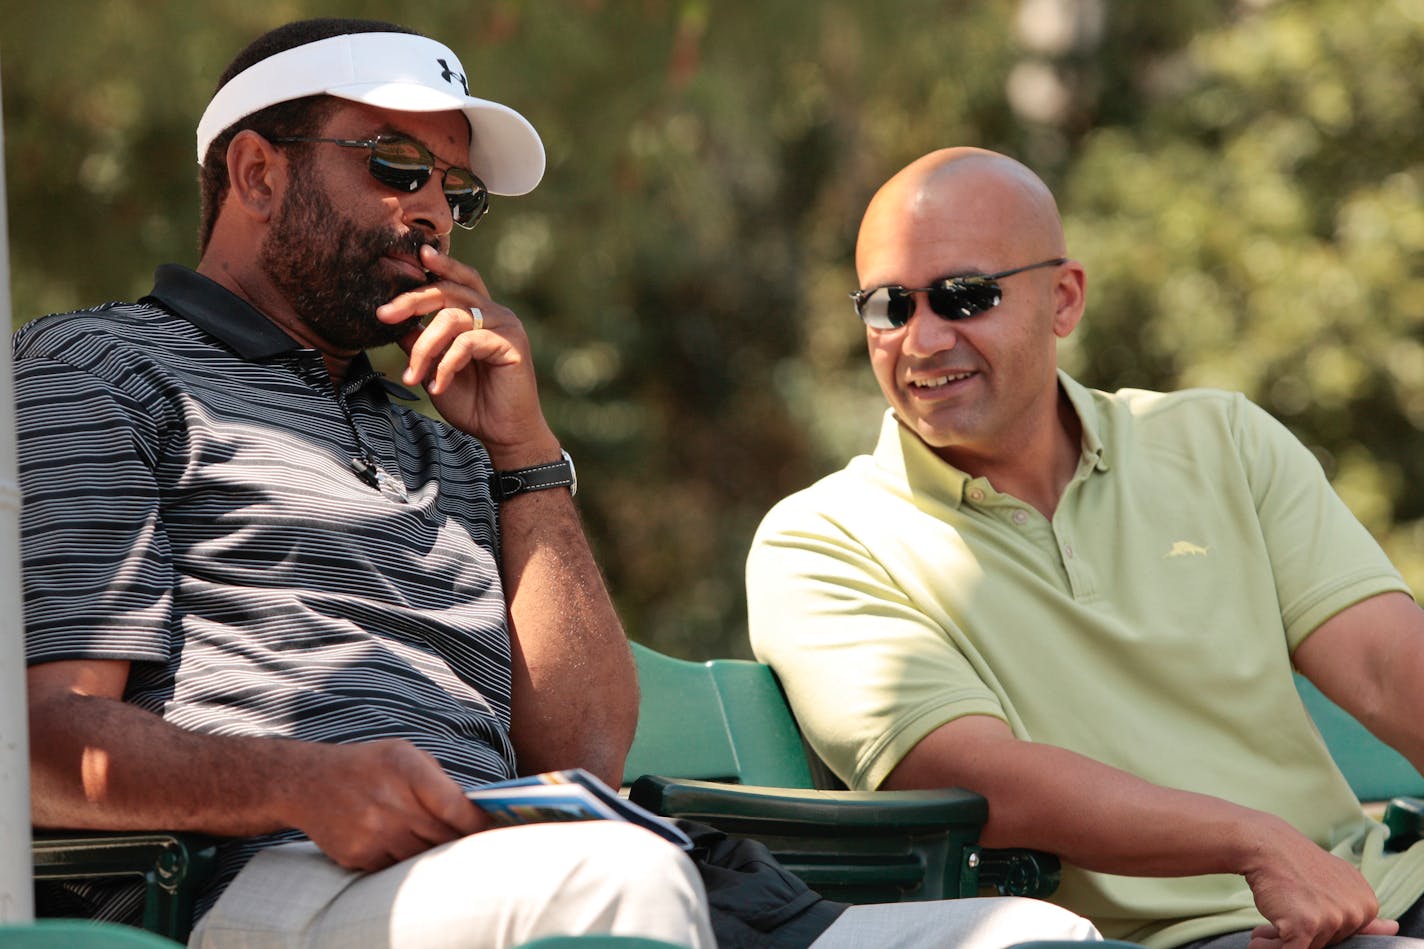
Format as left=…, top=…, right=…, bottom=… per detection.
left=437, top=59, right=469, bottom=95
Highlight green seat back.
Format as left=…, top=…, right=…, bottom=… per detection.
left=624, top=642, right=815, bottom=788
left=1295, top=673, right=1424, bottom=802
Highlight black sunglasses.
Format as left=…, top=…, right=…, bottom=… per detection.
left=851, top=257, right=1067, bottom=330
left=270, top=134, right=490, bottom=229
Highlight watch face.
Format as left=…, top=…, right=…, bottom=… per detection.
left=561, top=449, right=578, bottom=496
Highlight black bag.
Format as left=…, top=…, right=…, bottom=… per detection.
left=676, top=819, right=850, bottom=948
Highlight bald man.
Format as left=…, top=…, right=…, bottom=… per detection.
left=747, top=148, right=1424, bottom=949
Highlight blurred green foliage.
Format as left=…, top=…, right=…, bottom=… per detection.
left=3, top=0, right=1421, bottom=659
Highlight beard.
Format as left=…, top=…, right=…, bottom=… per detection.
left=259, top=161, right=434, bottom=351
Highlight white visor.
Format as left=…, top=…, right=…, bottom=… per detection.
left=196, top=32, right=545, bottom=196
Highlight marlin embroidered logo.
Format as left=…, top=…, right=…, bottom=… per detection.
left=1164, top=541, right=1210, bottom=559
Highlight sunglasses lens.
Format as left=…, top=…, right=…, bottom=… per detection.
left=856, top=278, right=1007, bottom=328
left=442, top=168, right=490, bottom=228
left=927, top=280, right=1002, bottom=320
left=367, top=138, right=434, bottom=193
left=857, top=288, right=914, bottom=329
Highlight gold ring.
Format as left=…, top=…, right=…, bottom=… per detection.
left=469, top=307, right=484, bottom=330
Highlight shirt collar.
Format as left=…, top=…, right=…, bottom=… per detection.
left=143, top=264, right=300, bottom=359
left=871, top=369, right=1110, bottom=509
left=1058, top=370, right=1110, bottom=474
left=141, top=264, right=419, bottom=400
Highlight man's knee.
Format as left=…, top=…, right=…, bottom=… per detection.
left=991, top=896, right=1103, bottom=941
left=533, top=822, right=713, bottom=945
left=556, top=821, right=706, bottom=904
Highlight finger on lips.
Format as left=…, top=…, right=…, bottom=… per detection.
left=419, top=245, right=490, bottom=295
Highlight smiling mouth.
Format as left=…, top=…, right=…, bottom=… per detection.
left=910, top=371, right=975, bottom=389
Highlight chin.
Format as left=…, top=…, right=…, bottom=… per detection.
left=908, top=415, right=972, bottom=452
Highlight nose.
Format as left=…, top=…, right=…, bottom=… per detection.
left=404, top=170, right=454, bottom=238
left=901, top=292, right=960, bottom=358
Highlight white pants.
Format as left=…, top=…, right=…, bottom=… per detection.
left=190, top=822, right=715, bottom=948
left=191, top=822, right=1102, bottom=948
left=813, top=898, right=1102, bottom=948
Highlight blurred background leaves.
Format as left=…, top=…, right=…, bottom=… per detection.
left=4, top=0, right=1422, bottom=658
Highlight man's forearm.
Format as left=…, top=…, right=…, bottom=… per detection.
left=887, top=717, right=1316, bottom=879
left=886, top=715, right=1388, bottom=944
left=31, top=685, right=489, bottom=871
left=499, top=485, right=637, bottom=786
left=30, top=689, right=304, bottom=834
left=958, top=739, right=1285, bottom=875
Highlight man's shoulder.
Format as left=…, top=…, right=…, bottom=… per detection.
left=13, top=298, right=185, bottom=363
left=1092, top=382, right=1245, bottom=419
left=1088, top=383, right=1264, bottom=445
left=1077, top=382, right=1309, bottom=490
left=753, top=452, right=900, bottom=545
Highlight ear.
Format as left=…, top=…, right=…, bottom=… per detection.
left=224, top=130, right=287, bottom=223
left=1051, top=260, right=1087, bottom=339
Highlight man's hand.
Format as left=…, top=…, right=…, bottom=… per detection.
left=376, top=244, right=557, bottom=468
left=1242, top=821, right=1398, bottom=949
left=282, top=739, right=490, bottom=873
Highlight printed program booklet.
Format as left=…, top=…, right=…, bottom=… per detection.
left=467, top=768, right=693, bottom=850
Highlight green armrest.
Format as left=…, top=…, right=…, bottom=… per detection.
left=630, top=774, right=994, bottom=903
left=31, top=830, right=219, bottom=943
left=630, top=773, right=989, bottom=828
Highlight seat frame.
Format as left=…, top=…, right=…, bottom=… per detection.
left=31, top=830, right=218, bottom=942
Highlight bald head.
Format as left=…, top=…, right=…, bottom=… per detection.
left=856, top=148, right=1066, bottom=287
left=853, top=147, right=1087, bottom=492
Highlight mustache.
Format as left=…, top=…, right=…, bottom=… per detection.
left=372, top=229, right=439, bottom=278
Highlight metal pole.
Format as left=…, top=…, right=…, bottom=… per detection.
left=0, top=57, right=37, bottom=922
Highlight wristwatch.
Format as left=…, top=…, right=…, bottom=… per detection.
left=494, top=450, right=577, bottom=501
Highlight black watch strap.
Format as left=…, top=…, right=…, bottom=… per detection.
left=494, top=450, right=576, bottom=501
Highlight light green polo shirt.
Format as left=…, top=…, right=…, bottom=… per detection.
left=747, top=373, right=1424, bottom=947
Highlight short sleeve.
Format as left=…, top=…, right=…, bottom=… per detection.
left=15, top=354, right=175, bottom=664
left=1231, top=396, right=1409, bottom=650
left=747, top=492, right=1005, bottom=790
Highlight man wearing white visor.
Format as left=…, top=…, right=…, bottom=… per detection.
left=15, top=16, right=1104, bottom=949
left=16, top=16, right=711, bottom=948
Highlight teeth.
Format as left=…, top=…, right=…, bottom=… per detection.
left=911, top=372, right=973, bottom=388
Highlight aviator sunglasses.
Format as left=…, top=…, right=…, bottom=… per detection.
left=270, top=134, right=491, bottom=229
left=851, top=257, right=1067, bottom=330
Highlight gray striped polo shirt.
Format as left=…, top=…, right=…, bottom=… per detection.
left=15, top=264, right=517, bottom=924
